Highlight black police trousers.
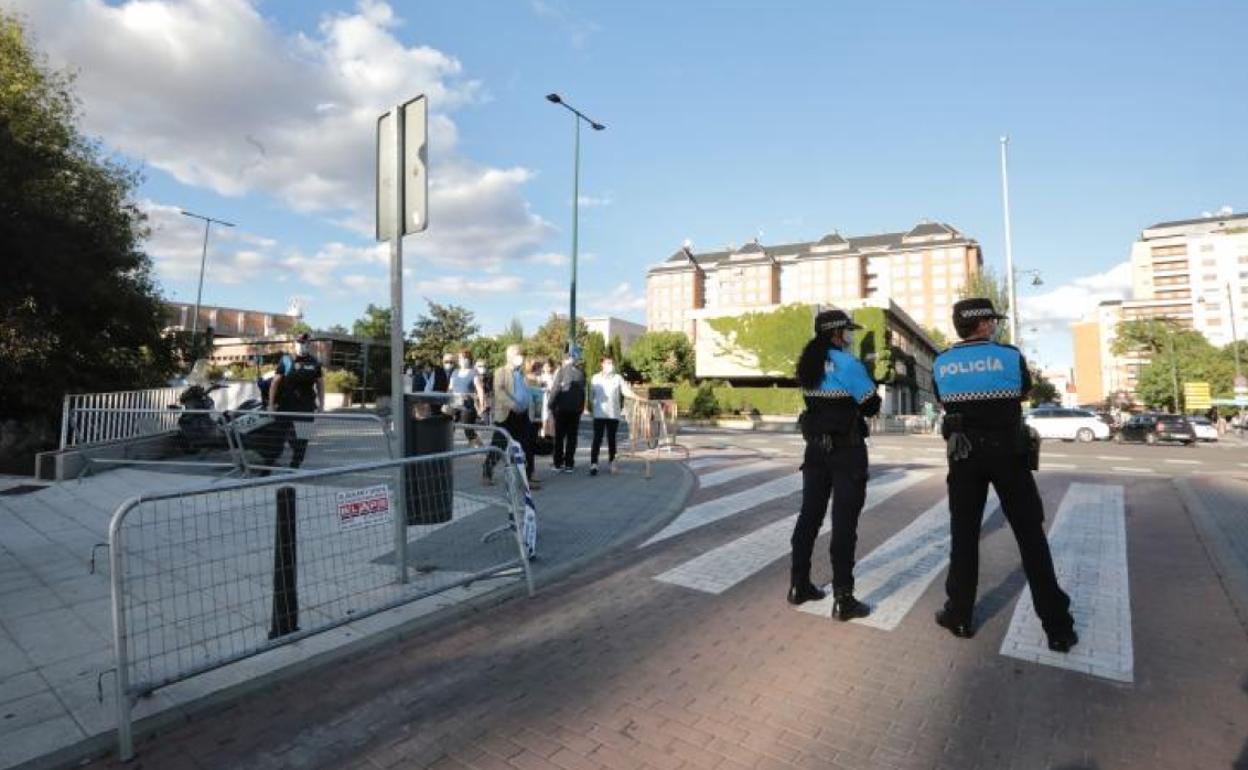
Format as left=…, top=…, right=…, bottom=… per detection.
left=790, top=441, right=868, bottom=591
left=945, top=433, right=1073, bottom=634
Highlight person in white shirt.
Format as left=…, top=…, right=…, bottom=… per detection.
left=447, top=349, right=486, bottom=447
left=588, top=357, right=636, bottom=476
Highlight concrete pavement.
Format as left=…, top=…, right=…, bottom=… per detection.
left=70, top=429, right=1248, bottom=770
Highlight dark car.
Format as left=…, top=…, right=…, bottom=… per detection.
left=1117, top=413, right=1197, bottom=445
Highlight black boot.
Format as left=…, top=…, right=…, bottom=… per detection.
left=787, top=581, right=825, bottom=606
left=935, top=609, right=974, bottom=639
left=832, top=589, right=869, bottom=621
left=1046, top=627, right=1079, bottom=653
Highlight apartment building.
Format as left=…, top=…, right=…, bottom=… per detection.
left=646, top=220, right=982, bottom=342
left=1125, top=208, right=1248, bottom=346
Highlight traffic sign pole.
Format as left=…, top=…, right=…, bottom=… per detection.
left=387, top=102, right=408, bottom=585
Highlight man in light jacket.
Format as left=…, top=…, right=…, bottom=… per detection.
left=484, top=344, right=540, bottom=488
left=588, top=357, right=636, bottom=476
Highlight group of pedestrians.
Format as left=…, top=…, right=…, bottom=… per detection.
left=788, top=298, right=1079, bottom=654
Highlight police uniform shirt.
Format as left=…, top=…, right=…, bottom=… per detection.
left=276, top=353, right=323, bottom=412
left=802, top=347, right=878, bottom=435
left=932, top=340, right=1032, bottom=431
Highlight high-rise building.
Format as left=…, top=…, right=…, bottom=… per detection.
left=1071, top=300, right=1137, bottom=406
left=646, top=220, right=982, bottom=342
left=1124, top=209, right=1248, bottom=346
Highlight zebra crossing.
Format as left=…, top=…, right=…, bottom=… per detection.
left=650, top=449, right=1133, bottom=683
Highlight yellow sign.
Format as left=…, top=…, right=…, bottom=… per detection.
left=1183, top=381, right=1211, bottom=410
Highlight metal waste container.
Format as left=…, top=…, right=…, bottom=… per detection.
left=403, top=394, right=454, bottom=524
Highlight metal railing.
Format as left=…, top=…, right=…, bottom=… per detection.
left=71, top=409, right=393, bottom=477
left=868, top=413, right=937, bottom=435
left=622, top=397, right=689, bottom=468
left=108, top=441, right=534, bottom=761
left=61, top=388, right=184, bottom=449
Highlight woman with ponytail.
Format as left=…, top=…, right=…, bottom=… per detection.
left=788, top=309, right=882, bottom=620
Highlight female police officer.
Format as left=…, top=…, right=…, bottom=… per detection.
left=788, top=309, right=881, bottom=620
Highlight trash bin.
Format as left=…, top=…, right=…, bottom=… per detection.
left=403, top=394, right=454, bottom=524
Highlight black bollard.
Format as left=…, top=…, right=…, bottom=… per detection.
left=268, top=486, right=299, bottom=639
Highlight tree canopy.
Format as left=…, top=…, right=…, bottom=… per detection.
left=1112, top=318, right=1240, bottom=411
left=408, top=300, right=478, bottom=365
left=351, top=303, right=392, bottom=340
left=1, top=13, right=173, bottom=468
left=626, top=331, right=695, bottom=383
left=957, top=266, right=1011, bottom=342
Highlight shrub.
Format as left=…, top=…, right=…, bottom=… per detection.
left=689, top=382, right=719, bottom=418
left=323, top=369, right=360, bottom=394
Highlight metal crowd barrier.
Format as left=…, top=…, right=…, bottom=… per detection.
left=108, top=442, right=534, bottom=761
left=61, top=388, right=184, bottom=449
left=622, top=397, right=690, bottom=471
left=70, top=408, right=392, bottom=477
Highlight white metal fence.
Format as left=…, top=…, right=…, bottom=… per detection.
left=108, top=441, right=534, bottom=761
left=60, top=388, right=184, bottom=449
left=623, top=397, right=689, bottom=461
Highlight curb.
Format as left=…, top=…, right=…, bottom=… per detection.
left=31, top=460, right=698, bottom=770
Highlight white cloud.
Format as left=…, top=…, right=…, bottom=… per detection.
left=141, top=200, right=281, bottom=285
left=577, top=194, right=613, bottom=208
left=1017, top=261, right=1132, bottom=340
left=530, top=0, right=600, bottom=49
left=412, top=275, right=525, bottom=295
left=16, top=0, right=553, bottom=269
left=526, top=252, right=568, bottom=266
left=584, top=282, right=647, bottom=314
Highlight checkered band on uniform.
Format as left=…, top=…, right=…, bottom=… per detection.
left=803, top=388, right=852, bottom=400
left=818, top=320, right=850, bottom=332
left=940, top=388, right=1022, bottom=402
left=958, top=308, right=1000, bottom=319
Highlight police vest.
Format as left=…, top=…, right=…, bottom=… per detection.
left=278, top=354, right=320, bottom=409
left=804, top=348, right=876, bottom=404
left=933, top=341, right=1023, bottom=403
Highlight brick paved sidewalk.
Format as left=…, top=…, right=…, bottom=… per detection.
left=86, top=469, right=1248, bottom=770
left=0, top=449, right=694, bottom=770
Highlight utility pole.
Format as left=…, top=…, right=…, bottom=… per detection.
left=180, top=210, right=235, bottom=360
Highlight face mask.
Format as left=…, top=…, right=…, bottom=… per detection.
left=459, top=358, right=469, bottom=369
left=444, top=363, right=454, bottom=372
left=475, top=364, right=486, bottom=373
left=294, top=343, right=308, bottom=356
left=603, top=364, right=615, bottom=375
left=511, top=354, right=524, bottom=368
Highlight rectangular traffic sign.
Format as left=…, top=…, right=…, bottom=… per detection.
left=375, top=95, right=428, bottom=241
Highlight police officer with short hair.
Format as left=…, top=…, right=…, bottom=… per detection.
left=266, top=332, right=324, bottom=469
left=788, top=309, right=881, bottom=620
left=932, top=298, right=1078, bottom=652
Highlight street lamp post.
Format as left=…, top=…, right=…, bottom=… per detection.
left=1010, top=268, right=1043, bottom=348
left=180, top=209, right=235, bottom=359
left=999, top=136, right=1018, bottom=345
left=546, top=93, right=605, bottom=354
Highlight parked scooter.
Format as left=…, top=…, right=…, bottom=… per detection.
left=171, top=380, right=270, bottom=454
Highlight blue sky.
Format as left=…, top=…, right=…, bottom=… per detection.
left=12, top=0, right=1248, bottom=369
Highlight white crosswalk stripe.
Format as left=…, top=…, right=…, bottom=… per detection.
left=1000, top=483, right=1132, bottom=683
left=642, top=473, right=803, bottom=546
left=653, top=470, right=930, bottom=594
left=697, top=459, right=789, bottom=489
left=686, top=456, right=751, bottom=470
left=797, top=492, right=1001, bottom=629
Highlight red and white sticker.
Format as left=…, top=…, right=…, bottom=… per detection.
left=336, top=485, right=393, bottom=531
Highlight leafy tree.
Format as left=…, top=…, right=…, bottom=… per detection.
left=626, top=331, right=695, bottom=383
left=289, top=320, right=313, bottom=336
left=923, top=325, right=950, bottom=349
left=957, top=266, right=1011, bottom=342
left=352, top=303, right=392, bottom=340
left=1029, top=368, right=1060, bottom=406
left=325, top=323, right=349, bottom=335
left=408, top=300, right=479, bottom=366
left=469, top=336, right=505, bottom=370
left=0, top=13, right=174, bottom=471
left=1111, top=318, right=1229, bottom=411
left=607, top=335, right=625, bottom=365
left=498, top=318, right=525, bottom=347
left=582, top=331, right=607, bottom=377
left=527, top=313, right=588, bottom=363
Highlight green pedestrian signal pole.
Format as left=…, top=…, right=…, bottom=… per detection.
left=546, top=93, right=605, bottom=353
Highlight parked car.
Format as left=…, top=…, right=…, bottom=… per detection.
left=1117, top=413, right=1197, bottom=445
left=1025, top=408, right=1111, bottom=442
left=1188, top=416, right=1219, bottom=442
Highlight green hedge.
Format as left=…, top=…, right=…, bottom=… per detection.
left=671, top=382, right=803, bottom=416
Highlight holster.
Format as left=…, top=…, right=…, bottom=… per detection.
left=940, top=413, right=964, bottom=441
left=1024, top=425, right=1041, bottom=471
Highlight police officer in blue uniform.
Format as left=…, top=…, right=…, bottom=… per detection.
left=788, top=309, right=881, bottom=620
left=932, top=298, right=1078, bottom=652
left=265, top=332, right=324, bottom=469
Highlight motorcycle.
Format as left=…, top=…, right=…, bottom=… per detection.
left=171, top=380, right=270, bottom=454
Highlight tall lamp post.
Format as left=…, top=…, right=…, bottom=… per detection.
left=999, top=136, right=1018, bottom=345
left=546, top=93, right=605, bottom=353
left=1011, top=268, right=1043, bottom=349
left=180, top=209, right=235, bottom=359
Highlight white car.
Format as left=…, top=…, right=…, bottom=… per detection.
left=1188, top=416, right=1219, bottom=442
left=1025, top=408, right=1111, bottom=442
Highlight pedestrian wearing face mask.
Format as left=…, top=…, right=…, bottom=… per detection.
left=788, top=309, right=880, bottom=619
left=588, top=356, right=636, bottom=476
left=548, top=348, right=587, bottom=473
left=484, top=344, right=540, bottom=488
left=448, top=349, right=486, bottom=448
left=264, top=332, right=324, bottom=469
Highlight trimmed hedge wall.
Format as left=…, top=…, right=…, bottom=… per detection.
left=672, top=383, right=804, bottom=416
